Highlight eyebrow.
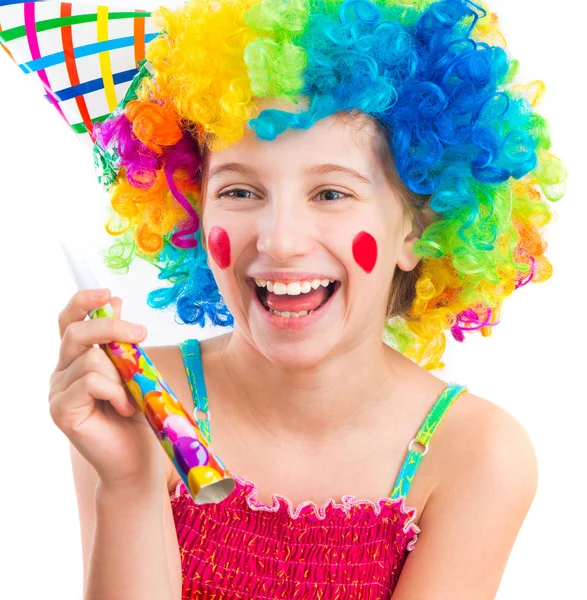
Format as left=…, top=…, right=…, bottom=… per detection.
left=305, top=163, right=372, bottom=185
left=207, top=162, right=372, bottom=185
left=207, top=163, right=255, bottom=181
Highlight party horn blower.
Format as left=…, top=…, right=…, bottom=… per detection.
left=60, top=240, right=236, bottom=504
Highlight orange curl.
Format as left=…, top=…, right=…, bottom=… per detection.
left=125, top=100, right=183, bottom=154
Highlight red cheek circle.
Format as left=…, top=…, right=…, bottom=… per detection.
left=352, top=231, right=378, bottom=274
left=208, top=226, right=231, bottom=269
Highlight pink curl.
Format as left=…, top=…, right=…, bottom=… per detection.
left=115, top=115, right=161, bottom=189
left=450, top=307, right=499, bottom=342
left=96, top=113, right=161, bottom=189
left=94, top=113, right=121, bottom=148
left=164, top=133, right=203, bottom=249
left=515, top=255, right=536, bottom=289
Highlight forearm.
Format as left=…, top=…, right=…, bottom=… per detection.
left=85, top=481, right=174, bottom=600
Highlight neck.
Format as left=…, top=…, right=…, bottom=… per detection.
left=215, top=330, right=405, bottom=445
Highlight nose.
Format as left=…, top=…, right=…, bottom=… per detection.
left=256, top=200, right=315, bottom=263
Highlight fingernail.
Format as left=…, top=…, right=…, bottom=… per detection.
left=132, top=325, right=146, bottom=337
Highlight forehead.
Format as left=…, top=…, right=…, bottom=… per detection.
left=204, top=99, right=384, bottom=180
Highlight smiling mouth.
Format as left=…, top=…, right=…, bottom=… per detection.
left=250, top=280, right=340, bottom=318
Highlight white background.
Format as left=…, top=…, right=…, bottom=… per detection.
left=1, top=0, right=585, bottom=598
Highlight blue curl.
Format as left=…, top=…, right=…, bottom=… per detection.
left=248, top=0, right=543, bottom=208
left=146, top=227, right=234, bottom=328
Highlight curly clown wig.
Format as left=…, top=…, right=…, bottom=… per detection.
left=92, top=0, right=566, bottom=370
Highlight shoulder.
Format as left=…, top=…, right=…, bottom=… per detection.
left=391, top=391, right=539, bottom=597
left=476, top=395, right=539, bottom=503
left=424, top=389, right=539, bottom=549
left=404, top=362, right=538, bottom=492
left=449, top=391, right=537, bottom=487
left=143, top=334, right=229, bottom=399
left=431, top=387, right=538, bottom=501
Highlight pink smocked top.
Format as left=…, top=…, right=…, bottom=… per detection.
left=170, top=339, right=468, bottom=598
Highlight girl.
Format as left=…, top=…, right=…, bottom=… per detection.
left=48, top=0, right=564, bottom=598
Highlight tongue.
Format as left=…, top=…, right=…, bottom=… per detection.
left=266, top=286, right=329, bottom=313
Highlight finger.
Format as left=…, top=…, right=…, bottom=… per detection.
left=50, top=372, right=136, bottom=434
left=56, top=317, right=147, bottom=372
left=58, top=289, right=111, bottom=339
left=50, top=346, right=124, bottom=397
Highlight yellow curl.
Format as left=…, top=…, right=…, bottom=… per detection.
left=106, top=169, right=200, bottom=255
left=141, top=0, right=264, bottom=151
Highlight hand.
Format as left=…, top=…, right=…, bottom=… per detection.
left=49, top=289, right=166, bottom=492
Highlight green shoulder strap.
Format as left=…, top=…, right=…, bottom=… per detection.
left=178, top=338, right=211, bottom=444
left=390, top=383, right=468, bottom=500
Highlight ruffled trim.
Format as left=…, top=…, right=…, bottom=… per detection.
left=171, top=472, right=420, bottom=551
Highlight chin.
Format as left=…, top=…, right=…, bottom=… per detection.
left=252, top=335, right=338, bottom=371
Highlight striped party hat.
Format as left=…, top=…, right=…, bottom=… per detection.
left=0, top=0, right=159, bottom=148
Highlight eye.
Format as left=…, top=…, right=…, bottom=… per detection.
left=217, top=189, right=257, bottom=199
left=315, top=189, right=351, bottom=202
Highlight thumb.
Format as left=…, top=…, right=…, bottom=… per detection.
left=110, top=296, right=123, bottom=319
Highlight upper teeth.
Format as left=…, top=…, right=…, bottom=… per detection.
left=255, top=279, right=334, bottom=295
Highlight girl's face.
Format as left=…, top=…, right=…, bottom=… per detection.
left=201, top=100, right=422, bottom=367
